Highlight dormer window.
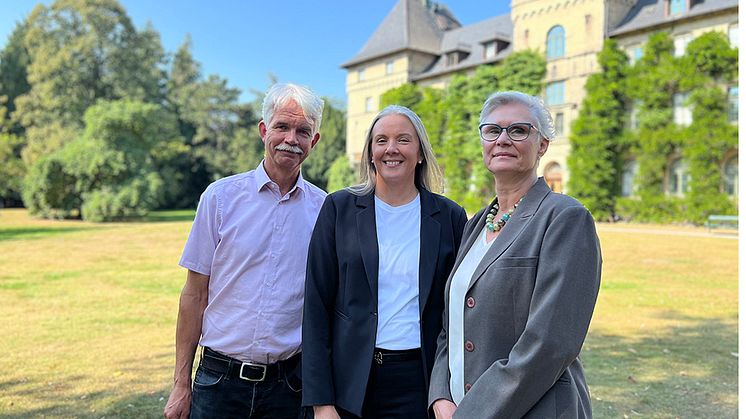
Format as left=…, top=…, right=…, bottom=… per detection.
left=446, top=51, right=467, bottom=66
left=484, top=41, right=498, bottom=59
left=669, top=0, right=686, bottom=16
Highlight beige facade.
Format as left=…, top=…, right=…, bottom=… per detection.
left=343, top=0, right=738, bottom=192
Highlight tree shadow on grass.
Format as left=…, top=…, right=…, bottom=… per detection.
left=138, top=210, right=195, bottom=223
left=0, top=347, right=175, bottom=418
left=0, top=226, right=103, bottom=241
left=584, top=311, right=737, bottom=418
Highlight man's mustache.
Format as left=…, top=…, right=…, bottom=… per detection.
left=275, top=144, right=303, bottom=155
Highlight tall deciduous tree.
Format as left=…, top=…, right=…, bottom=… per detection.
left=24, top=99, right=183, bottom=220
left=0, top=21, right=31, bottom=136
left=303, top=99, right=346, bottom=190
left=16, top=0, right=166, bottom=165
left=567, top=39, right=629, bottom=220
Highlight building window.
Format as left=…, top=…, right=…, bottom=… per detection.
left=667, top=158, right=689, bottom=196
left=385, top=60, right=394, bottom=75
left=484, top=41, right=498, bottom=59
left=724, top=155, right=738, bottom=197
left=524, top=29, right=530, bottom=43
left=357, top=68, right=365, bottom=82
left=446, top=51, right=461, bottom=66
left=673, top=93, right=692, bottom=126
left=365, top=97, right=373, bottom=112
left=629, top=45, right=643, bottom=64
left=728, top=86, right=738, bottom=123
left=546, top=81, right=565, bottom=106
left=544, top=162, right=563, bottom=193
left=729, top=24, right=738, bottom=47
left=546, top=26, right=565, bottom=59
left=621, top=159, right=639, bottom=197
left=629, top=100, right=642, bottom=130
left=669, top=0, right=686, bottom=15
left=555, top=112, right=564, bottom=137
left=674, top=34, right=692, bottom=57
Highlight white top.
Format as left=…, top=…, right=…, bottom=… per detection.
left=448, top=227, right=493, bottom=404
left=179, top=161, right=326, bottom=363
left=374, top=193, right=422, bottom=349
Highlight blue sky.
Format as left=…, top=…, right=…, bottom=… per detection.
left=1, top=1, right=511, bottom=104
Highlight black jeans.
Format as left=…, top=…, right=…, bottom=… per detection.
left=337, top=350, right=428, bottom=419
left=189, top=353, right=302, bottom=419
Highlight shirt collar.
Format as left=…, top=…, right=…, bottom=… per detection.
left=254, top=159, right=307, bottom=197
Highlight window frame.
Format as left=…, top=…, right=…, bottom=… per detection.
left=546, top=25, right=566, bottom=60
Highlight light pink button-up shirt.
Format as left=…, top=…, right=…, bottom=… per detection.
left=179, top=161, right=326, bottom=363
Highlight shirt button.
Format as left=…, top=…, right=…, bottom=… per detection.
left=466, top=296, right=475, bottom=308
left=465, top=340, right=474, bottom=352
left=465, top=383, right=472, bottom=392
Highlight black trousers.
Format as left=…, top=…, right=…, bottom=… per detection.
left=338, top=350, right=428, bottom=419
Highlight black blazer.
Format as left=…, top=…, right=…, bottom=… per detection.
left=302, top=188, right=467, bottom=416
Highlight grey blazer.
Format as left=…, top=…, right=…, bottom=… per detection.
left=428, top=178, right=602, bottom=419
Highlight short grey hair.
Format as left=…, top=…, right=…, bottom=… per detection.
left=262, top=83, right=324, bottom=134
left=480, top=91, right=555, bottom=141
left=349, top=105, right=444, bottom=196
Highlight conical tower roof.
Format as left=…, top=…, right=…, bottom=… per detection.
left=342, top=0, right=446, bottom=68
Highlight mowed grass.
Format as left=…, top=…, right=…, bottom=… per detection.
left=0, top=209, right=737, bottom=418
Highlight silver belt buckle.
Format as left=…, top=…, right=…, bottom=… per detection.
left=239, top=362, right=267, bottom=381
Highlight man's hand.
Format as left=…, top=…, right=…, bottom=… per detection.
left=313, top=404, right=341, bottom=419
left=433, top=399, right=457, bottom=419
left=163, top=384, right=191, bottom=419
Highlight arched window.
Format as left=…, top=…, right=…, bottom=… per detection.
left=724, top=155, right=738, bottom=197
left=543, top=162, right=563, bottom=193
left=621, top=159, right=638, bottom=197
left=667, top=158, right=689, bottom=196
left=546, top=26, right=565, bottom=59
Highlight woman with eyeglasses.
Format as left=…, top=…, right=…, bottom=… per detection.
left=428, top=91, right=602, bottom=419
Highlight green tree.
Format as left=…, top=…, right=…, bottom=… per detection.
left=24, top=100, right=183, bottom=220
left=679, top=32, right=738, bottom=220
left=496, top=50, right=546, bottom=95
left=0, top=21, right=31, bottom=136
left=303, top=99, right=347, bottom=190
left=326, top=155, right=356, bottom=192
left=0, top=133, right=25, bottom=207
left=16, top=0, right=167, bottom=166
left=567, top=39, right=629, bottom=220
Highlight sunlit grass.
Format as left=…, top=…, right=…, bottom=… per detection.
left=0, top=209, right=737, bottom=418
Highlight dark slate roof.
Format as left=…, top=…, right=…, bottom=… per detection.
left=413, top=14, right=513, bottom=81
left=610, top=0, right=738, bottom=36
left=342, top=0, right=445, bottom=68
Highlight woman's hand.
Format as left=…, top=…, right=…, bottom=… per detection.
left=314, top=405, right=341, bottom=419
left=433, top=399, right=457, bottom=419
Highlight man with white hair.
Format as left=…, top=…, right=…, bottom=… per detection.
left=164, top=83, right=326, bottom=419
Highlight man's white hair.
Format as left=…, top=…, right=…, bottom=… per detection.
left=262, top=83, right=324, bottom=134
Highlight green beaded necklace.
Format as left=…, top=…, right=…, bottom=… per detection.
left=485, top=197, right=524, bottom=233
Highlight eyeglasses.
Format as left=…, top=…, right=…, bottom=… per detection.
left=478, top=122, right=536, bottom=142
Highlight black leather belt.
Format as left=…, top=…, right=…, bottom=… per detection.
left=200, top=347, right=299, bottom=382
left=373, top=348, right=421, bottom=365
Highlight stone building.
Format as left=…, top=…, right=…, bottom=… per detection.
left=342, top=0, right=738, bottom=193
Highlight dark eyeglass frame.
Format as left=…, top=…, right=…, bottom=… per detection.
left=478, top=122, right=537, bottom=142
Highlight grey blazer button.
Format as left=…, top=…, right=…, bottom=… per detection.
left=465, top=340, right=474, bottom=352
left=466, top=296, right=475, bottom=308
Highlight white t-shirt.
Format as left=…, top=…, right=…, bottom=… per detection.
left=448, top=227, right=493, bottom=404
left=374, top=194, right=422, bottom=349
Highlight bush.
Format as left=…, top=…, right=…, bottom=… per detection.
left=22, top=154, right=81, bottom=219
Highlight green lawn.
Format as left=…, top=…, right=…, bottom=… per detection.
left=0, top=209, right=737, bottom=418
